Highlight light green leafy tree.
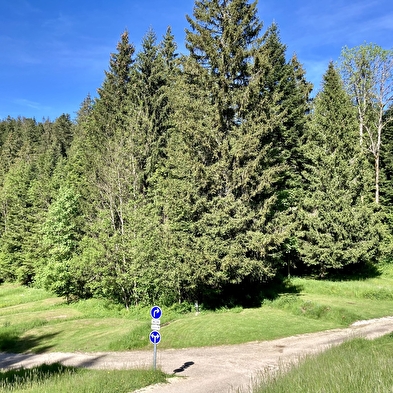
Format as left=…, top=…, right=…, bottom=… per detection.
left=340, top=43, right=393, bottom=204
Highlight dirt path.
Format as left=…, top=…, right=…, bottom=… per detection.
left=1, top=316, right=393, bottom=393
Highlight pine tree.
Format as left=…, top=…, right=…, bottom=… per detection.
left=185, top=0, right=261, bottom=132
left=159, top=0, right=299, bottom=304
left=35, top=185, right=82, bottom=301
left=132, top=28, right=175, bottom=190
left=0, top=118, right=48, bottom=284
left=297, top=63, right=382, bottom=276
left=94, top=30, right=135, bottom=141
left=0, top=151, right=34, bottom=282
left=69, top=29, right=178, bottom=306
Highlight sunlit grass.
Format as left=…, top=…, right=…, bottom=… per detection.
left=0, top=363, right=167, bottom=393
left=250, top=334, right=393, bottom=393
left=1, top=267, right=393, bottom=391
left=1, top=264, right=393, bottom=354
left=22, top=318, right=147, bottom=352
left=159, top=308, right=337, bottom=349
left=0, top=285, right=54, bottom=309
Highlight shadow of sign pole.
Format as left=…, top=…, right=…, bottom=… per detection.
left=173, top=361, right=195, bottom=373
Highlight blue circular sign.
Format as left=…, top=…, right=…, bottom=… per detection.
left=150, top=305, right=162, bottom=319
left=149, top=330, right=161, bottom=344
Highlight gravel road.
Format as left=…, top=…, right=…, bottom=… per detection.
left=1, top=316, right=393, bottom=393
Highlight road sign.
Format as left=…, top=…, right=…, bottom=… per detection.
left=150, top=306, right=162, bottom=319
left=151, top=318, right=161, bottom=330
left=149, top=306, right=162, bottom=370
left=149, top=330, right=161, bottom=344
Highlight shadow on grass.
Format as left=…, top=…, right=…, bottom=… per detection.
left=199, top=275, right=303, bottom=310
left=289, top=260, right=382, bottom=281
left=0, top=363, right=77, bottom=388
left=0, top=331, right=58, bottom=354
left=328, top=261, right=382, bottom=281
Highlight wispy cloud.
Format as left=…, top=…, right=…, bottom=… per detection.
left=343, top=12, right=393, bottom=45
left=14, top=98, right=50, bottom=112
left=3, top=0, right=40, bottom=17
left=42, top=13, right=75, bottom=37
left=296, top=0, right=378, bottom=30
left=0, top=35, right=42, bottom=66
left=278, top=0, right=393, bottom=88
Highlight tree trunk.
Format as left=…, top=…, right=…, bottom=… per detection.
left=375, top=153, right=380, bottom=204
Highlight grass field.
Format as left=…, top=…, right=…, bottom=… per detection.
left=0, top=364, right=167, bottom=393
left=250, top=334, right=393, bottom=393
left=1, top=263, right=393, bottom=392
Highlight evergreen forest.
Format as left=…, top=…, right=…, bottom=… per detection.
left=1, top=0, right=393, bottom=308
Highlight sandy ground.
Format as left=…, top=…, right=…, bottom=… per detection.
left=1, top=316, right=393, bottom=393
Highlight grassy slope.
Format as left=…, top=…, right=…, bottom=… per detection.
left=1, top=265, right=393, bottom=392
left=251, top=334, right=393, bottom=393
left=1, top=264, right=393, bottom=353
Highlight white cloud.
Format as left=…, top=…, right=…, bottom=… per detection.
left=42, top=13, right=74, bottom=37
left=14, top=98, right=50, bottom=112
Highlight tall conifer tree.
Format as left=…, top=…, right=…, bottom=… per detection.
left=297, top=63, right=382, bottom=276
left=160, top=0, right=301, bottom=304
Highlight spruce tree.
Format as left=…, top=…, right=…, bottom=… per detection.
left=380, top=108, right=393, bottom=256
left=70, top=29, right=178, bottom=306
left=35, top=185, right=82, bottom=301
left=160, top=0, right=299, bottom=304
left=67, top=31, right=138, bottom=306
left=94, top=30, right=135, bottom=141
left=0, top=118, right=50, bottom=284
left=133, top=28, right=174, bottom=189
left=0, top=151, right=34, bottom=282
left=186, top=0, right=261, bottom=133
left=297, top=63, right=382, bottom=276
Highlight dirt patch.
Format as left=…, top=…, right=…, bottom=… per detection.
left=1, top=316, right=393, bottom=393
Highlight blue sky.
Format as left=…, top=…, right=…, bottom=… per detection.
left=0, top=0, right=392, bottom=120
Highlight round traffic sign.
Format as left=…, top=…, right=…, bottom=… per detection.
left=150, top=305, right=162, bottom=319
left=149, top=330, right=161, bottom=344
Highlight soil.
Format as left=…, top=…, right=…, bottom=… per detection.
left=1, top=316, right=393, bottom=393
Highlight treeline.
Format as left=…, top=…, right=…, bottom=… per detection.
left=1, top=0, right=393, bottom=308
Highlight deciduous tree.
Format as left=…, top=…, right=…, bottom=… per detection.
left=340, top=43, right=393, bottom=204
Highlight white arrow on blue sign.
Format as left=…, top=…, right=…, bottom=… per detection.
left=150, top=306, right=162, bottom=319
left=149, top=330, right=161, bottom=344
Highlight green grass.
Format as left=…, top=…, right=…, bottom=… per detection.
left=250, top=333, right=393, bottom=393
left=0, top=363, right=167, bottom=393
left=158, top=307, right=337, bottom=348
left=1, top=265, right=393, bottom=391
left=1, top=265, right=393, bottom=353
left=0, top=286, right=54, bottom=309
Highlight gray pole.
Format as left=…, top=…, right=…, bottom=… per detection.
left=153, top=342, right=157, bottom=370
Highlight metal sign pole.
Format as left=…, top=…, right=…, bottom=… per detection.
left=153, top=342, right=157, bottom=370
